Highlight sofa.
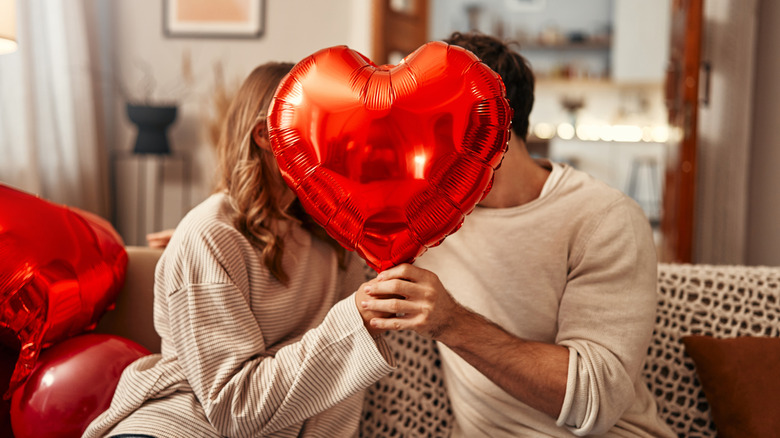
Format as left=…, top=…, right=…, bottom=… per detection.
left=95, top=247, right=780, bottom=437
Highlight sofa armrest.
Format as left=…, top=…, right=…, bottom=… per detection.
left=94, top=246, right=163, bottom=354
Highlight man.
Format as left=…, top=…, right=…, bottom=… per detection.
left=361, top=32, right=675, bottom=437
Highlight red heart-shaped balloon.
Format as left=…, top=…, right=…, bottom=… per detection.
left=0, top=184, right=127, bottom=397
left=268, top=41, right=511, bottom=271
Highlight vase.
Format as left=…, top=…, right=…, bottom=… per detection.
left=126, top=103, right=178, bottom=155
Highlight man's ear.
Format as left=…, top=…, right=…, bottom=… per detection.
left=253, top=122, right=271, bottom=148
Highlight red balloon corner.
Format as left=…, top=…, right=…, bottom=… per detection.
left=10, top=333, right=149, bottom=438
left=268, top=41, right=512, bottom=272
left=0, top=184, right=128, bottom=399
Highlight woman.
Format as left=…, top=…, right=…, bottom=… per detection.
left=84, top=62, right=395, bottom=438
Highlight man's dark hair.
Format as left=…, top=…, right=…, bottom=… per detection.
left=444, top=32, right=535, bottom=142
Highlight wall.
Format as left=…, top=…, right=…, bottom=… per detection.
left=612, top=0, right=669, bottom=83
left=102, top=0, right=780, bottom=263
left=106, top=0, right=371, bottom=244
left=747, top=0, right=780, bottom=266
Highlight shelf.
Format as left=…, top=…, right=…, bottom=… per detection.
left=520, top=40, right=611, bottom=51
left=536, top=77, right=613, bottom=86
left=535, top=78, right=664, bottom=88
left=519, top=39, right=612, bottom=81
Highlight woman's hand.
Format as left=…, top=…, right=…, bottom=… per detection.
left=146, top=228, right=176, bottom=249
left=354, top=277, right=393, bottom=339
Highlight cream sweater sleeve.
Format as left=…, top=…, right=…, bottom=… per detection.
left=164, top=226, right=395, bottom=437
left=555, top=197, right=658, bottom=436
left=168, top=284, right=394, bottom=436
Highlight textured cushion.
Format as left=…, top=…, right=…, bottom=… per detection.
left=360, top=264, right=780, bottom=437
left=361, top=330, right=452, bottom=437
left=645, top=263, right=780, bottom=437
left=682, top=335, right=780, bottom=438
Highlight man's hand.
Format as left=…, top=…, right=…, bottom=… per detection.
left=360, top=263, right=469, bottom=342
left=362, top=264, right=568, bottom=419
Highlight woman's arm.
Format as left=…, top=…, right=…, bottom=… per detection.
left=164, top=226, right=394, bottom=436
left=169, top=282, right=394, bottom=436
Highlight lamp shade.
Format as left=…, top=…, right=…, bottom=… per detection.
left=0, top=0, right=17, bottom=54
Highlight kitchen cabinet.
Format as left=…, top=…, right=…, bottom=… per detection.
left=517, top=0, right=670, bottom=82
left=429, top=0, right=670, bottom=83
left=520, top=40, right=612, bottom=80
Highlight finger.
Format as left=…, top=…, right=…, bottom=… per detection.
left=357, top=278, right=379, bottom=292
left=369, top=315, right=413, bottom=332
left=147, top=230, right=170, bottom=240
left=378, top=263, right=421, bottom=282
left=366, top=279, right=415, bottom=299
left=361, top=297, right=416, bottom=315
left=147, top=239, right=167, bottom=249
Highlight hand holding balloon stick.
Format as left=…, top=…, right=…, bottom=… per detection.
left=267, top=41, right=512, bottom=271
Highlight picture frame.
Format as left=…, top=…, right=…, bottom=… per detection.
left=163, top=0, right=265, bottom=38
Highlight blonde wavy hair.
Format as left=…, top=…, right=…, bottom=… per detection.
left=215, top=62, right=343, bottom=285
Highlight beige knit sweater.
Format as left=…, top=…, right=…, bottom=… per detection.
left=83, top=193, right=395, bottom=438
left=415, top=162, right=676, bottom=437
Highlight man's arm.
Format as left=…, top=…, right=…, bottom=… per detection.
left=361, top=263, right=568, bottom=418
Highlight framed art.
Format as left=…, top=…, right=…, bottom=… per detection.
left=164, top=0, right=264, bottom=38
